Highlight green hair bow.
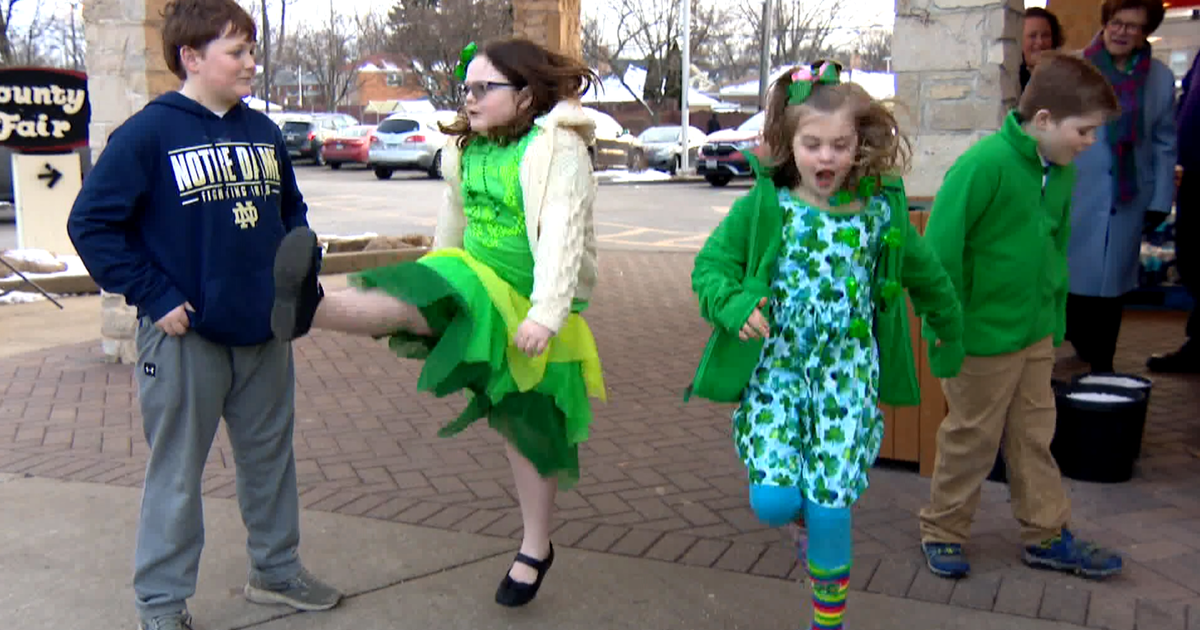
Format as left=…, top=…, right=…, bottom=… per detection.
left=787, top=59, right=842, bottom=105
left=453, top=42, right=478, bottom=81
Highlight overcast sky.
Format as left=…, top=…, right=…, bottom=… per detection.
left=9, top=0, right=1048, bottom=49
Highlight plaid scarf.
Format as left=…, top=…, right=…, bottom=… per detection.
left=1084, top=32, right=1152, bottom=204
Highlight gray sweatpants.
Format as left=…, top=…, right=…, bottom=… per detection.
left=132, top=316, right=302, bottom=621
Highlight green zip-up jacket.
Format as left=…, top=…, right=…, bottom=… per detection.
left=686, top=152, right=965, bottom=406
left=922, top=111, right=1073, bottom=357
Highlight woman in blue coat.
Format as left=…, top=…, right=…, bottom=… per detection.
left=1067, top=0, right=1177, bottom=373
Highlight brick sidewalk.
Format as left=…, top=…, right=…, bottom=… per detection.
left=2, top=251, right=1200, bottom=629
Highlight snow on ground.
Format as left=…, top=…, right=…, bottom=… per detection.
left=0, top=249, right=88, bottom=283
left=0, top=290, right=60, bottom=305
left=594, top=169, right=673, bottom=183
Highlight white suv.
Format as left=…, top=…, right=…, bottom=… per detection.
left=368, top=111, right=456, bottom=180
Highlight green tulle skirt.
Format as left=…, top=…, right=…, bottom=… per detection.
left=349, top=248, right=606, bottom=489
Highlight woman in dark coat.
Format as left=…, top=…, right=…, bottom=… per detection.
left=1020, top=7, right=1064, bottom=93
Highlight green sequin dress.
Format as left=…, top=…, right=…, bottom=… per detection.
left=349, top=129, right=605, bottom=489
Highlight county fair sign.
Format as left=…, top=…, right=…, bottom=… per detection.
left=0, top=67, right=91, bottom=260
left=0, top=67, right=90, bottom=152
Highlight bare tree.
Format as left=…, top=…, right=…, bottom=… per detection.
left=0, top=0, right=20, bottom=64
left=738, top=0, right=846, bottom=69
left=292, top=0, right=361, bottom=110
left=854, top=29, right=891, bottom=72
left=353, top=10, right=390, bottom=57
left=6, top=0, right=86, bottom=68
left=580, top=10, right=651, bottom=115
left=385, top=0, right=512, bottom=109
left=583, top=0, right=731, bottom=119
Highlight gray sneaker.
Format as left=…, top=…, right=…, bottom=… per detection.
left=137, top=612, right=193, bottom=630
left=243, top=566, right=342, bottom=611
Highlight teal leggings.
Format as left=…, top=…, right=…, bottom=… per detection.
left=750, top=484, right=852, bottom=568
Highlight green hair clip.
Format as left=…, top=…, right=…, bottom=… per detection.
left=453, top=42, right=478, bottom=81
left=787, top=59, right=842, bottom=105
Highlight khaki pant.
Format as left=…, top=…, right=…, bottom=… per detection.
left=918, top=336, right=1071, bottom=546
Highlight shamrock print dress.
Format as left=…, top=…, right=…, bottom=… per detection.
left=732, top=189, right=891, bottom=509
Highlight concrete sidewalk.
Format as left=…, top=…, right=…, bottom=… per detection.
left=0, top=473, right=1090, bottom=630
left=3, top=253, right=1199, bottom=630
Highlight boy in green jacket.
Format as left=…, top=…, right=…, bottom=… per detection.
left=918, top=53, right=1124, bottom=580
left=689, top=61, right=963, bottom=630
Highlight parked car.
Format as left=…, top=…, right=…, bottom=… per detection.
left=367, top=111, right=456, bottom=180
left=321, top=125, right=376, bottom=169
left=697, top=111, right=766, bottom=187
left=638, top=125, right=707, bottom=175
left=281, top=112, right=360, bottom=166
left=582, top=107, right=645, bottom=171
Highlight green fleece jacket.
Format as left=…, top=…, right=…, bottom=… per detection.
left=922, top=111, right=1073, bottom=358
left=686, top=152, right=965, bottom=406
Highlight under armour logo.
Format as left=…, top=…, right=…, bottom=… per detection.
left=143, top=363, right=157, bottom=377
left=232, top=201, right=259, bottom=229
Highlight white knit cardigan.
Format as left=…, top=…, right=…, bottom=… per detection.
left=432, top=99, right=600, bottom=333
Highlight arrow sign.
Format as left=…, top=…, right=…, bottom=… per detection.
left=37, top=163, right=62, bottom=189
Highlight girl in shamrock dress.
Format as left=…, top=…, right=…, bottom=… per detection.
left=688, top=61, right=964, bottom=630
left=268, top=37, right=604, bottom=609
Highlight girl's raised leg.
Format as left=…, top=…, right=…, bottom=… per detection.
left=271, top=227, right=431, bottom=340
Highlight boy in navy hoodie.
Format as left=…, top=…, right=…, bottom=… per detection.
left=66, top=1, right=341, bottom=628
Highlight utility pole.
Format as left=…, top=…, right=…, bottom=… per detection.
left=680, top=0, right=690, bottom=174
left=261, top=0, right=272, bottom=111
left=757, top=0, right=773, bottom=110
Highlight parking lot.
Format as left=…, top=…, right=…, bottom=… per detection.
left=0, top=164, right=746, bottom=253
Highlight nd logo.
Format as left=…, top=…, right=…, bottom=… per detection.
left=232, top=200, right=259, bottom=229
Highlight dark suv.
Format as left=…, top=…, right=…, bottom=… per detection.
left=280, top=113, right=358, bottom=166
left=696, top=111, right=765, bottom=187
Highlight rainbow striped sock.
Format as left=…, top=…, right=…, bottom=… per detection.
left=809, top=562, right=850, bottom=630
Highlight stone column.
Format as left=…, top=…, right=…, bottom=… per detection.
left=893, top=0, right=1024, bottom=197
left=512, top=0, right=582, bottom=59
left=84, top=0, right=175, bottom=364
left=1047, top=0, right=1103, bottom=50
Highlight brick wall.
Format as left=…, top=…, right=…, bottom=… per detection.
left=512, top=0, right=581, bottom=58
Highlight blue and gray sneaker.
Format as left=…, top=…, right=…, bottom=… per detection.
left=1023, top=528, right=1122, bottom=579
left=922, top=541, right=970, bottom=578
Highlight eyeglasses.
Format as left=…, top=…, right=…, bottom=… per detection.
left=1106, top=18, right=1145, bottom=34
left=460, top=81, right=515, bottom=100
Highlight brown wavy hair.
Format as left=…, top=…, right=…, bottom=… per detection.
left=763, top=63, right=911, bottom=193
left=441, top=37, right=600, bottom=148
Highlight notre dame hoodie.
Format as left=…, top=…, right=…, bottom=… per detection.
left=68, top=92, right=311, bottom=346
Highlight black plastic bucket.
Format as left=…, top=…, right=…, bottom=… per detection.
left=1050, top=383, right=1148, bottom=484
left=986, top=379, right=1069, bottom=484
left=1069, top=373, right=1153, bottom=460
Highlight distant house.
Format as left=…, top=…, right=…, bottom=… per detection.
left=254, top=55, right=430, bottom=117
left=582, top=65, right=741, bottom=112
left=350, top=55, right=427, bottom=107
left=718, top=66, right=896, bottom=108
left=255, top=67, right=324, bottom=111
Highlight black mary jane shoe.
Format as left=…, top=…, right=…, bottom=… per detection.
left=494, top=543, right=555, bottom=607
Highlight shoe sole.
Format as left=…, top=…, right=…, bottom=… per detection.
left=924, top=557, right=969, bottom=579
left=271, top=228, right=318, bottom=342
left=243, top=583, right=341, bottom=611
left=1022, top=554, right=1122, bottom=579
